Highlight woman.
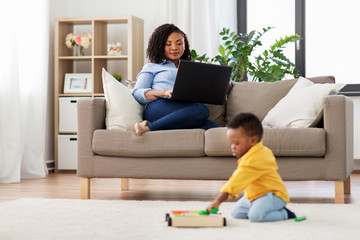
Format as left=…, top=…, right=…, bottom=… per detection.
left=132, top=24, right=218, bottom=135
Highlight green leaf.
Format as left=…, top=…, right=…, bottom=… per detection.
left=208, top=26, right=300, bottom=82
left=263, top=50, right=268, bottom=58
left=219, top=45, right=225, bottom=56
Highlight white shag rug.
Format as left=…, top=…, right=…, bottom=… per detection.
left=0, top=198, right=359, bottom=240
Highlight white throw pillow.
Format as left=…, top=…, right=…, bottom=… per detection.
left=102, top=68, right=143, bottom=130
left=262, top=77, right=345, bottom=128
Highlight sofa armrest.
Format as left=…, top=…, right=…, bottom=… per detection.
left=323, top=95, right=354, bottom=180
left=77, top=98, right=106, bottom=177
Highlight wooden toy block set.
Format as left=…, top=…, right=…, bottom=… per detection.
left=165, top=208, right=226, bottom=228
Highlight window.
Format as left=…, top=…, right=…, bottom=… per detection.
left=237, top=0, right=305, bottom=77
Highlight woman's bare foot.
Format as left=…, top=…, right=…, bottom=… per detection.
left=134, top=120, right=150, bottom=136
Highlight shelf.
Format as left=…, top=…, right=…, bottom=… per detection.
left=59, top=56, right=92, bottom=60
left=58, top=55, right=128, bottom=60
left=58, top=93, right=93, bottom=97
left=54, top=16, right=144, bottom=171
left=94, top=55, right=128, bottom=59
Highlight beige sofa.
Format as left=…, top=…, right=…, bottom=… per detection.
left=77, top=76, right=354, bottom=203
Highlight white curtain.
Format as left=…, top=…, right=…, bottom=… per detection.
left=155, top=0, right=237, bottom=59
left=0, top=0, right=49, bottom=183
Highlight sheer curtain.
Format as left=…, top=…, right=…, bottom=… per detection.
left=155, top=0, right=237, bottom=59
left=0, top=0, right=49, bottom=183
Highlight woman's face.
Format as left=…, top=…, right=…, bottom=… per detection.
left=164, top=32, right=185, bottom=65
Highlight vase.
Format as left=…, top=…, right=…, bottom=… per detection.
left=76, top=45, right=85, bottom=56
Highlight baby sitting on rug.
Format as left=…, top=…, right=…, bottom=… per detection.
left=206, top=113, right=296, bottom=222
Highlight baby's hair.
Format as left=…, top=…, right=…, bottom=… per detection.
left=146, top=23, right=191, bottom=63
left=228, top=113, right=263, bottom=141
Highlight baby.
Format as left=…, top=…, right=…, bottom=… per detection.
left=206, top=113, right=296, bottom=222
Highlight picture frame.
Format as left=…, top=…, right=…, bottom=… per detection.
left=64, top=73, right=92, bottom=93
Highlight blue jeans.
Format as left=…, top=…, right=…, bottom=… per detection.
left=231, top=192, right=288, bottom=222
left=143, top=99, right=218, bottom=131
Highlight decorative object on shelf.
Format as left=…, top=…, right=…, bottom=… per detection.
left=112, top=72, right=122, bottom=82
left=63, top=73, right=93, bottom=93
left=125, top=80, right=136, bottom=89
left=65, top=32, right=92, bottom=56
left=107, top=42, right=122, bottom=55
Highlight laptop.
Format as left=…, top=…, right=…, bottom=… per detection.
left=155, top=60, right=233, bottom=105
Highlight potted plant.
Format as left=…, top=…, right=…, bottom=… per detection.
left=112, top=72, right=122, bottom=82
left=191, top=27, right=302, bottom=82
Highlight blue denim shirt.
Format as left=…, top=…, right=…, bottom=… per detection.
left=132, top=61, right=177, bottom=104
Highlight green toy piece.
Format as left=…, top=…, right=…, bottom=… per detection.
left=294, top=216, right=307, bottom=222
left=199, top=210, right=209, bottom=215
left=211, top=207, right=219, bottom=213
left=199, top=207, right=219, bottom=215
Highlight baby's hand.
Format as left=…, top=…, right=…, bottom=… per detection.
left=206, top=201, right=220, bottom=212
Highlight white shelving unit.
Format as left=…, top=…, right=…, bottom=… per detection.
left=54, top=16, right=144, bottom=171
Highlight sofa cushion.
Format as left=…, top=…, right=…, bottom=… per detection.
left=204, top=127, right=326, bottom=157
left=102, top=68, right=143, bottom=131
left=262, top=77, right=345, bottom=128
left=262, top=127, right=326, bottom=156
left=226, top=76, right=336, bottom=125
left=204, top=128, right=231, bottom=156
left=226, top=79, right=297, bottom=124
left=306, top=75, right=335, bottom=84
left=205, top=103, right=226, bottom=127
left=92, top=129, right=206, bottom=157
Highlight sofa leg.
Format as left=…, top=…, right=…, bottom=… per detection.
left=121, top=178, right=129, bottom=191
left=344, top=175, right=351, bottom=194
left=334, top=181, right=345, bottom=204
left=80, top=177, right=91, bottom=199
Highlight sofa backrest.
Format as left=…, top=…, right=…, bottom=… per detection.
left=225, top=76, right=335, bottom=125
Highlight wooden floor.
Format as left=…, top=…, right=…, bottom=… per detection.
left=1, top=172, right=360, bottom=204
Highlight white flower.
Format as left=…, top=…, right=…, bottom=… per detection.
left=65, top=32, right=92, bottom=49
left=65, top=33, right=76, bottom=49
left=80, top=34, right=91, bottom=49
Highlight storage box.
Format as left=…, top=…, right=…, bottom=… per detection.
left=59, top=97, right=90, bottom=132
left=166, top=210, right=226, bottom=227
left=58, top=134, right=78, bottom=170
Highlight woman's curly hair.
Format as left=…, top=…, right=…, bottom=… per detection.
left=147, top=23, right=191, bottom=63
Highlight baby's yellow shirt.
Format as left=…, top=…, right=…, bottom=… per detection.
left=221, top=141, right=290, bottom=203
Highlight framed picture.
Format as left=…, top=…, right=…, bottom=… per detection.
left=64, top=73, right=92, bottom=93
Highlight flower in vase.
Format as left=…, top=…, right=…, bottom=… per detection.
left=65, top=32, right=92, bottom=52
left=80, top=33, right=92, bottom=49
left=65, top=33, right=76, bottom=49
left=75, top=34, right=82, bottom=45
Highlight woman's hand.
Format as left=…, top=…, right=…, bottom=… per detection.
left=162, top=89, right=172, bottom=97
left=145, top=89, right=173, bottom=101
